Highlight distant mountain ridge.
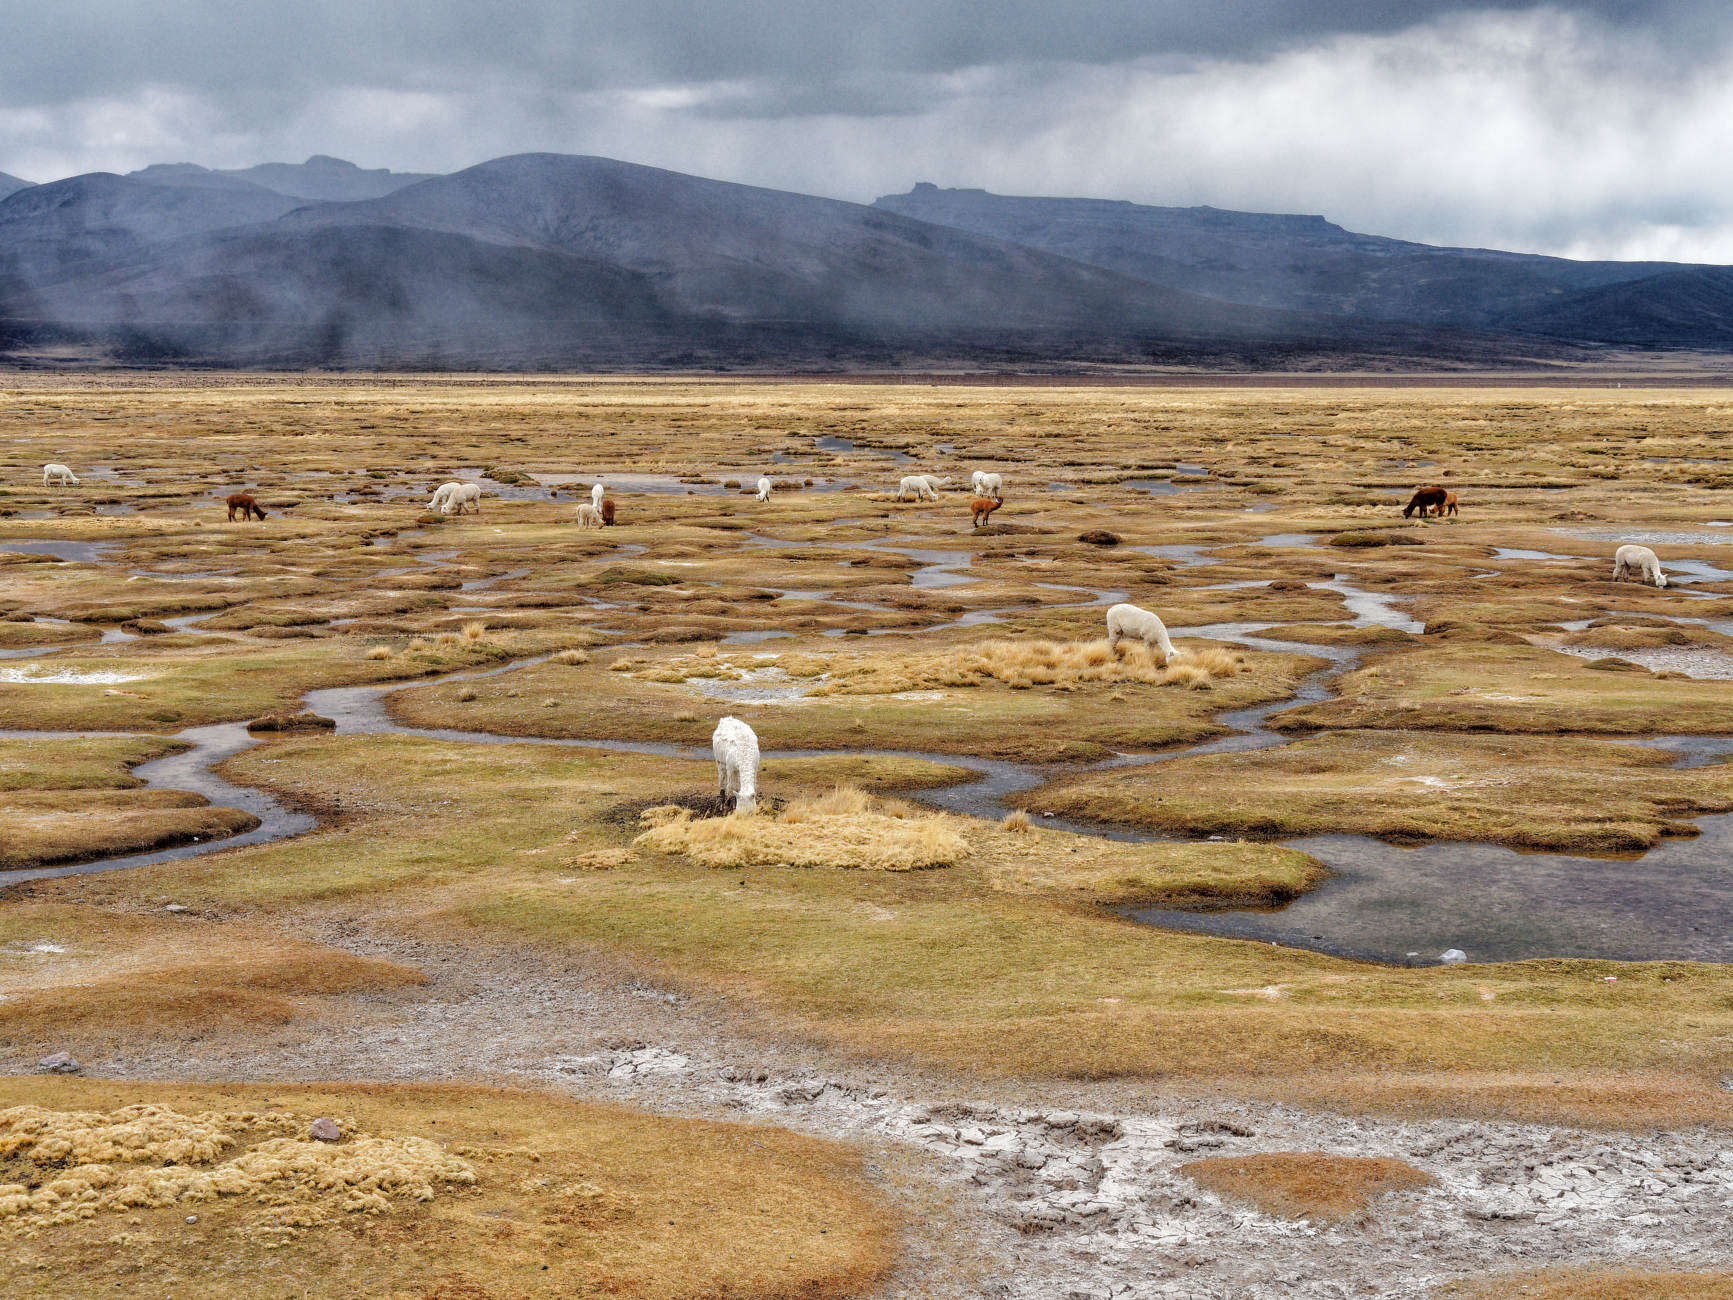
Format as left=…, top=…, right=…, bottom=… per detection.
left=0, top=172, right=31, bottom=202
left=0, top=151, right=1725, bottom=368
left=872, top=183, right=1698, bottom=336
left=128, top=156, right=441, bottom=202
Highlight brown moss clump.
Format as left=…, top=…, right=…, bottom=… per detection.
left=634, top=785, right=969, bottom=870
left=1181, top=1151, right=1434, bottom=1222
left=1329, top=530, right=1424, bottom=548
left=1437, top=1268, right=1733, bottom=1299
left=244, top=711, right=335, bottom=733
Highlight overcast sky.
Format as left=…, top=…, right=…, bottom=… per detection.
left=6, top=2, right=1733, bottom=260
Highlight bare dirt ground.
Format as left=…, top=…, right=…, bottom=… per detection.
left=43, top=914, right=1723, bottom=1300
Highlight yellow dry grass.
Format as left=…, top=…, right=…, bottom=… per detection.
left=1180, top=1151, right=1436, bottom=1222
left=0, top=903, right=423, bottom=1054
left=807, top=638, right=1244, bottom=694
left=1437, top=1267, right=1733, bottom=1299
left=635, top=784, right=969, bottom=870
left=0, top=1078, right=893, bottom=1300
left=0, top=1102, right=475, bottom=1234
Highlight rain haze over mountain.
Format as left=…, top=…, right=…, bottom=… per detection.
left=6, top=2, right=1733, bottom=367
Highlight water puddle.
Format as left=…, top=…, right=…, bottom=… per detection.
left=0, top=666, right=149, bottom=684
left=0, top=539, right=118, bottom=563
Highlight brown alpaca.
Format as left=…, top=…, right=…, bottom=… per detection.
left=1402, top=485, right=1448, bottom=518
left=1431, top=490, right=1459, bottom=517
left=225, top=492, right=267, bottom=522
left=600, top=498, right=616, bottom=526
left=971, top=497, right=1001, bottom=527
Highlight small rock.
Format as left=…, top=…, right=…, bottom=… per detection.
left=164, top=903, right=188, bottom=914
left=308, top=1118, right=341, bottom=1142
left=1440, top=949, right=1468, bottom=964
left=37, top=1052, right=80, bottom=1074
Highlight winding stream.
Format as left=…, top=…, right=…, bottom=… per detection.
left=5, top=530, right=1733, bottom=966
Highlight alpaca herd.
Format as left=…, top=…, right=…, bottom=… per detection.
left=18, top=451, right=1713, bottom=825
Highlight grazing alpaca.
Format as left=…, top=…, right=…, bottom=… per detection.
left=971, top=471, right=1004, bottom=501
left=897, top=473, right=951, bottom=502
left=591, top=482, right=605, bottom=511
left=225, top=492, right=267, bottom=522
left=575, top=504, right=603, bottom=528
left=1403, top=485, right=1449, bottom=518
left=712, top=716, right=760, bottom=815
left=1106, top=602, right=1180, bottom=665
left=428, top=481, right=462, bottom=512
left=1613, top=543, right=1669, bottom=588
left=756, top=476, right=772, bottom=501
left=442, top=483, right=482, bottom=515
left=971, top=496, right=1002, bottom=527
left=600, top=498, right=616, bottom=526
left=1431, top=490, right=1459, bottom=517
left=42, top=463, right=79, bottom=487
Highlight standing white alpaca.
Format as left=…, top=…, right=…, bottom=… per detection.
left=756, top=476, right=772, bottom=502
left=712, top=716, right=760, bottom=815
left=428, top=481, right=462, bottom=512
left=591, top=482, right=605, bottom=511
left=1612, top=543, right=1669, bottom=588
left=574, top=503, right=603, bottom=528
left=42, top=463, right=79, bottom=486
left=972, top=471, right=1003, bottom=501
left=1105, top=602, right=1181, bottom=665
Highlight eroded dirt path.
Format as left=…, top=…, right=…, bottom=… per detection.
left=67, top=920, right=1733, bottom=1300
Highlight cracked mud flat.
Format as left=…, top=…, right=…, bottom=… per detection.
left=68, top=923, right=1733, bottom=1300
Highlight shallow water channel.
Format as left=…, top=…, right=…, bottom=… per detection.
left=4, top=532, right=1733, bottom=966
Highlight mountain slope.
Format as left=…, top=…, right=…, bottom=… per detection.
left=0, top=172, right=30, bottom=202
left=0, top=154, right=1582, bottom=368
left=0, top=173, right=301, bottom=286
left=282, top=153, right=1299, bottom=339
left=130, top=156, right=441, bottom=202
left=872, top=184, right=1687, bottom=328
left=1493, top=267, right=1733, bottom=346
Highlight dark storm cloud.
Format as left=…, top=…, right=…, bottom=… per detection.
left=5, top=1, right=1727, bottom=113
left=8, top=2, right=1733, bottom=261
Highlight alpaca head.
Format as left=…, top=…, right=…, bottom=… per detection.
left=1656, top=573, right=1670, bottom=588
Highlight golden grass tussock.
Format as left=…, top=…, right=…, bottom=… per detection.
left=808, top=639, right=1245, bottom=694
left=1436, top=1268, right=1733, bottom=1299
left=553, top=647, right=589, bottom=665
left=462, top=620, right=487, bottom=641
left=0, top=1102, right=474, bottom=1234
left=0, top=1078, right=892, bottom=1300
left=364, top=645, right=393, bottom=660
left=635, top=785, right=969, bottom=870
left=1002, top=809, right=1031, bottom=833
left=1180, top=1152, right=1435, bottom=1223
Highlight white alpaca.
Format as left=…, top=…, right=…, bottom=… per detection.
left=591, top=482, right=605, bottom=510
left=1613, top=543, right=1669, bottom=588
left=1106, top=602, right=1180, bottom=665
left=428, top=481, right=462, bottom=512
left=42, top=463, right=78, bottom=486
left=973, top=471, right=1003, bottom=501
left=712, top=716, right=760, bottom=815
left=756, top=476, right=772, bottom=502
left=574, top=503, right=603, bottom=528
left=442, top=482, right=482, bottom=516
left=897, top=473, right=950, bottom=502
